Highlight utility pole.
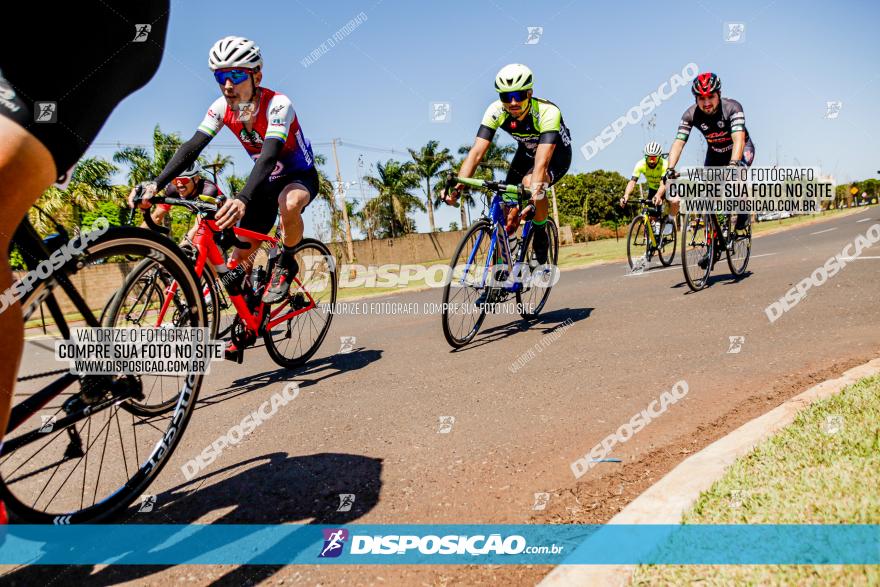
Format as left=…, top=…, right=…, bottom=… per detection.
left=550, top=185, right=560, bottom=229
left=331, top=138, right=355, bottom=262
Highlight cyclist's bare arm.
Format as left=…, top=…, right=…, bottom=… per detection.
left=666, top=137, right=686, bottom=170
left=529, top=142, right=555, bottom=197
left=730, top=130, right=745, bottom=163
left=621, top=178, right=637, bottom=205
left=445, top=137, right=490, bottom=204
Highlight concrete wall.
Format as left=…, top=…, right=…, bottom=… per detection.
left=328, top=224, right=574, bottom=265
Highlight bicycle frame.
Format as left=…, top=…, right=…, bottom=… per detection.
left=155, top=215, right=319, bottom=336
left=461, top=194, right=534, bottom=294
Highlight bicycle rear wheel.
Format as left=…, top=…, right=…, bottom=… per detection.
left=726, top=214, right=752, bottom=277
left=263, top=239, right=336, bottom=369
left=441, top=220, right=492, bottom=348
left=681, top=213, right=714, bottom=291
left=2, top=226, right=207, bottom=523
left=516, top=218, right=559, bottom=319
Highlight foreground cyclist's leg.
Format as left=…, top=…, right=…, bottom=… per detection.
left=522, top=169, right=553, bottom=265
left=264, top=172, right=319, bottom=304
left=0, top=118, right=57, bottom=440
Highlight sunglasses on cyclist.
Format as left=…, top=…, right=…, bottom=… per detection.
left=646, top=156, right=659, bottom=163
left=214, top=69, right=251, bottom=85
left=499, top=90, right=529, bottom=103
left=173, top=176, right=193, bottom=186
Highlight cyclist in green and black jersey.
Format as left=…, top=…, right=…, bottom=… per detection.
left=443, top=64, right=572, bottom=264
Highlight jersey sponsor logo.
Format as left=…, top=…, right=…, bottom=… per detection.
left=239, top=128, right=264, bottom=147
left=270, top=104, right=284, bottom=115
left=717, top=120, right=724, bottom=127
left=208, top=109, right=216, bottom=118
left=700, top=123, right=709, bottom=131
left=270, top=118, right=284, bottom=125
left=511, top=120, right=518, bottom=129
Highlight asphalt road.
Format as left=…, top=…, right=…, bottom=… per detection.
left=7, top=207, right=880, bottom=585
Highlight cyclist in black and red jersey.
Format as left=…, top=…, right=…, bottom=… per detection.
left=666, top=72, right=755, bottom=268
left=128, top=36, right=321, bottom=357
left=666, top=72, right=755, bottom=173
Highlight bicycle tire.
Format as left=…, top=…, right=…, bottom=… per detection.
left=441, top=220, right=492, bottom=348
left=1, top=226, right=207, bottom=523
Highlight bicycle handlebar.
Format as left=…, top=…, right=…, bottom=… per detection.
left=454, top=176, right=532, bottom=197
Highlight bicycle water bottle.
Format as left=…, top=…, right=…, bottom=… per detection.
left=224, top=258, right=246, bottom=296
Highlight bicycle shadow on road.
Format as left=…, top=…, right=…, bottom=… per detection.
left=3, top=451, right=382, bottom=586
left=671, top=270, right=754, bottom=292
left=196, top=347, right=383, bottom=409
left=452, top=307, right=593, bottom=352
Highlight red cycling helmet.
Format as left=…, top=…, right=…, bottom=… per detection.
left=691, top=72, right=721, bottom=97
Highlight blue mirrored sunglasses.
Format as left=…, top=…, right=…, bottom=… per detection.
left=214, top=69, right=251, bottom=85
left=499, top=90, right=529, bottom=103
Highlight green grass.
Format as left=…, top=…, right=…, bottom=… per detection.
left=630, top=374, right=880, bottom=585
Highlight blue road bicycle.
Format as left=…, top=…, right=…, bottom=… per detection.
left=441, top=177, right=559, bottom=348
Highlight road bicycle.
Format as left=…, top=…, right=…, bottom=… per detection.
left=680, top=210, right=751, bottom=291
left=1, top=214, right=207, bottom=522
left=441, top=177, right=559, bottom=348
left=625, top=198, right=677, bottom=270
left=123, top=191, right=336, bottom=387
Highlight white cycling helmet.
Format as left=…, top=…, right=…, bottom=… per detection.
left=175, top=161, right=202, bottom=180
left=495, top=63, right=534, bottom=92
left=209, top=36, right=263, bottom=71
left=644, top=141, right=663, bottom=157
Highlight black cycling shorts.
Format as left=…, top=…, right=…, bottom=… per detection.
left=505, top=144, right=572, bottom=187
left=704, top=138, right=756, bottom=167
left=239, top=167, right=321, bottom=235
left=0, top=1, right=169, bottom=182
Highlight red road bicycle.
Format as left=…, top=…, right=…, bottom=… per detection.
left=114, top=191, right=337, bottom=410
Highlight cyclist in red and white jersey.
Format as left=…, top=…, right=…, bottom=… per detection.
left=129, top=36, right=319, bottom=321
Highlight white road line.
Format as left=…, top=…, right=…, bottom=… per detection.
left=857, top=217, right=875, bottom=223
left=749, top=253, right=777, bottom=259
left=810, top=227, right=837, bottom=235
left=837, top=256, right=880, bottom=260
left=624, top=266, right=680, bottom=277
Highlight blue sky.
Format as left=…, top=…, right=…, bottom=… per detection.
left=88, top=0, right=880, bottom=237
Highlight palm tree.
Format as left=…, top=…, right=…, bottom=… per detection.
left=31, top=157, right=119, bottom=234
left=363, top=159, right=423, bottom=238
left=112, top=124, right=183, bottom=186
left=409, top=140, right=453, bottom=233
left=457, top=140, right=516, bottom=180
left=450, top=139, right=517, bottom=226
left=225, top=174, right=247, bottom=196
left=201, top=152, right=233, bottom=184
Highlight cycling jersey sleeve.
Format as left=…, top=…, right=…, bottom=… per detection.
left=725, top=98, right=746, bottom=134
left=197, top=96, right=227, bottom=138
left=537, top=102, right=561, bottom=144
left=477, top=100, right=505, bottom=140
left=154, top=131, right=212, bottom=189
left=676, top=105, right=696, bottom=142
left=264, top=94, right=296, bottom=142
left=631, top=159, right=645, bottom=180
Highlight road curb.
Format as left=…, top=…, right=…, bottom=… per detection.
left=538, top=356, right=880, bottom=587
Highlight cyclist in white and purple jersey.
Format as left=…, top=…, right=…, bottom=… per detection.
left=129, top=36, right=319, bottom=319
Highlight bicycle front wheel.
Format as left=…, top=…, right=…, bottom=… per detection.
left=726, top=214, right=752, bottom=277
left=658, top=216, right=677, bottom=266
left=263, top=239, right=337, bottom=369
left=2, top=226, right=207, bottom=523
left=441, top=220, right=493, bottom=348
left=626, top=215, right=648, bottom=270
left=681, top=213, right=714, bottom=291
